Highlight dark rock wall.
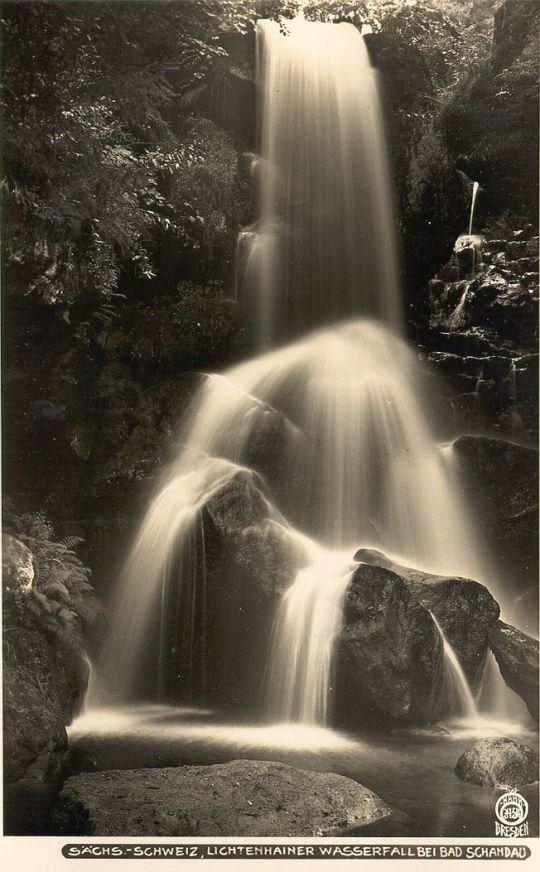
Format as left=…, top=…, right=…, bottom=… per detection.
left=425, top=226, right=538, bottom=440
left=2, top=524, right=98, bottom=834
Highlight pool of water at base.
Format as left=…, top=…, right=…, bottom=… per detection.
left=68, top=705, right=539, bottom=838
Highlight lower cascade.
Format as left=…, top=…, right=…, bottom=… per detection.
left=265, top=547, right=354, bottom=725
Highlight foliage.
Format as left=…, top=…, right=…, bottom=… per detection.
left=3, top=507, right=102, bottom=644
left=103, top=280, right=246, bottom=370
left=305, top=0, right=497, bottom=92
left=1, top=1, right=256, bottom=315
left=407, top=120, right=456, bottom=216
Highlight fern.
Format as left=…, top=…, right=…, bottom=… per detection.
left=4, top=509, right=102, bottom=647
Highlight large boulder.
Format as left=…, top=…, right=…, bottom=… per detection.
left=193, top=472, right=306, bottom=711
left=489, top=621, right=539, bottom=721
left=53, top=760, right=393, bottom=836
left=335, top=564, right=442, bottom=725
left=455, top=737, right=538, bottom=789
left=203, top=470, right=307, bottom=598
left=354, top=550, right=500, bottom=689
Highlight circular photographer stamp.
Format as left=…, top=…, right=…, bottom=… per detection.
left=495, top=791, right=529, bottom=836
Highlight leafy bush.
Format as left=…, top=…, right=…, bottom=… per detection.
left=103, top=280, right=247, bottom=370
left=3, top=507, right=102, bottom=646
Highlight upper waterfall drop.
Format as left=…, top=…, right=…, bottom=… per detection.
left=239, top=18, right=402, bottom=346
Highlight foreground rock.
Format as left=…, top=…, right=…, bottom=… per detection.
left=3, top=514, right=98, bottom=833
left=53, top=760, right=392, bottom=836
left=455, top=738, right=538, bottom=789
left=353, top=549, right=499, bottom=689
left=489, top=621, right=539, bottom=721
left=336, top=564, right=442, bottom=725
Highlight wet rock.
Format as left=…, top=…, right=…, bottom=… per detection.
left=335, top=564, right=442, bottom=725
left=506, top=240, right=529, bottom=260
left=233, top=520, right=303, bottom=597
left=455, top=737, right=538, bottom=789
left=489, top=621, right=539, bottom=721
left=53, top=760, right=393, bottom=836
left=2, top=533, right=34, bottom=592
left=353, top=549, right=499, bottom=688
left=205, top=470, right=269, bottom=533
left=231, top=400, right=306, bottom=493
left=521, top=272, right=539, bottom=288
left=201, top=473, right=303, bottom=711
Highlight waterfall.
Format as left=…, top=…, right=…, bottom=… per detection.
left=91, top=17, right=510, bottom=729
left=449, top=286, right=469, bottom=331
left=238, top=18, right=402, bottom=345
left=430, top=613, right=478, bottom=722
left=476, top=649, right=531, bottom=725
left=266, top=547, right=354, bottom=725
left=468, top=180, right=479, bottom=236
left=91, top=458, right=249, bottom=704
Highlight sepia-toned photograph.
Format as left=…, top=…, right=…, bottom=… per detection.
left=1, top=0, right=538, bottom=852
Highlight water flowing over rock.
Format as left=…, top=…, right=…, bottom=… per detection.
left=353, top=550, right=500, bottom=690
left=489, top=622, right=539, bottom=721
left=455, top=737, right=538, bottom=789
left=335, top=564, right=442, bottom=725
left=53, top=760, right=393, bottom=836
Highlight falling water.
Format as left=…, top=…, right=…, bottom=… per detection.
left=430, top=613, right=478, bottom=722
left=468, top=181, right=479, bottom=236
left=92, top=17, right=512, bottom=730
left=266, top=546, right=354, bottom=724
left=91, top=458, right=252, bottom=704
left=449, top=285, right=469, bottom=331
left=476, top=649, right=531, bottom=725
left=238, top=18, right=402, bottom=345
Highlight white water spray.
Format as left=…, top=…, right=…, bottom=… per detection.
left=266, top=546, right=354, bottom=724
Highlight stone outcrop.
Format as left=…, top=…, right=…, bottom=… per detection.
left=335, top=563, right=443, bottom=725
left=455, top=737, right=538, bottom=789
left=426, top=223, right=538, bottom=441
left=452, top=436, right=538, bottom=631
left=53, top=760, right=393, bottom=836
left=353, top=550, right=500, bottom=689
left=489, top=621, right=539, bottom=721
